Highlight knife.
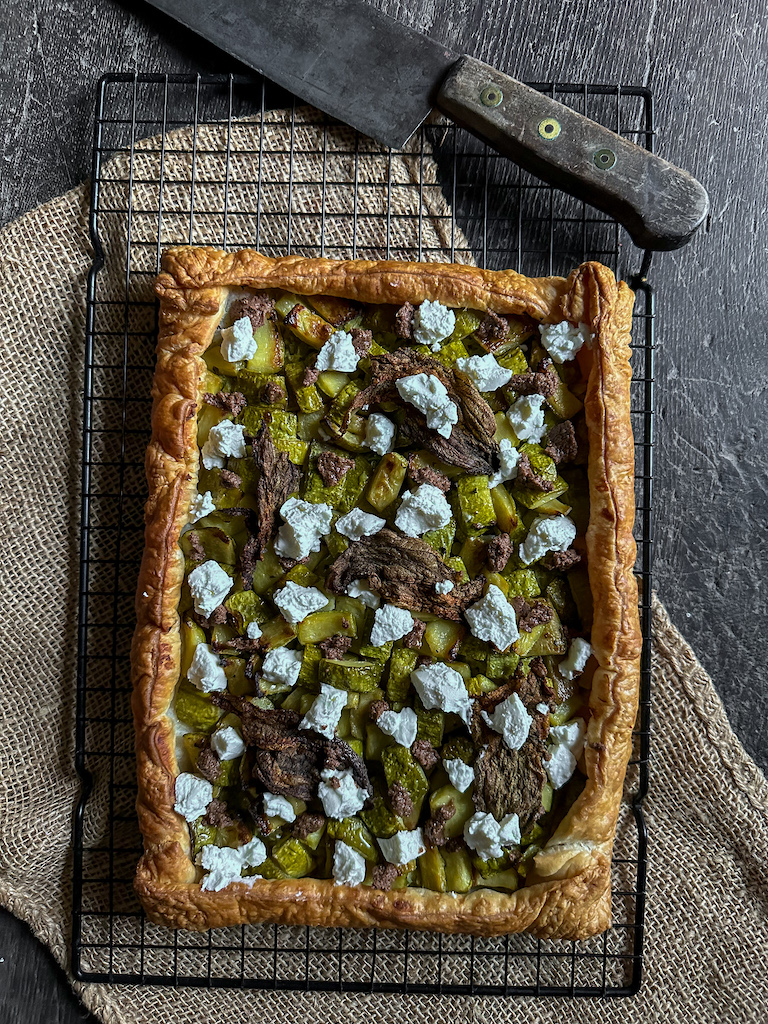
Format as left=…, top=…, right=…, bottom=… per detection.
left=143, top=0, right=709, bottom=251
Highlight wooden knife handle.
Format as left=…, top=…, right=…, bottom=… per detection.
left=436, top=57, right=709, bottom=252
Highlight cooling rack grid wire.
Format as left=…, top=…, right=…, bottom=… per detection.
left=74, top=72, right=654, bottom=996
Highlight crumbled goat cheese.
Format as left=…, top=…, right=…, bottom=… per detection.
left=546, top=742, right=578, bottom=790
left=315, top=329, right=361, bottom=372
left=519, top=514, right=576, bottom=565
left=463, top=811, right=521, bottom=860
left=464, top=584, right=520, bottom=652
left=319, top=768, right=368, bottom=819
left=395, top=483, right=452, bottom=537
left=536, top=701, right=550, bottom=715
left=488, top=438, right=521, bottom=488
left=376, top=707, right=418, bottom=747
left=506, top=393, right=547, bottom=444
left=481, top=693, right=533, bottom=752
left=188, top=559, right=233, bottom=617
left=370, top=604, right=414, bottom=647
left=538, top=320, right=591, bottom=364
left=273, top=581, right=329, bottom=625
left=456, top=353, right=513, bottom=392
left=246, top=621, right=263, bottom=640
left=263, top=792, right=297, bottom=822
left=240, top=836, right=268, bottom=868
left=187, top=642, right=228, bottom=692
left=411, top=661, right=473, bottom=726
left=551, top=718, right=587, bottom=759
left=377, top=828, right=426, bottom=865
left=336, top=508, right=386, bottom=541
left=333, top=841, right=367, bottom=886
left=364, top=412, right=396, bottom=455
left=274, top=497, right=333, bottom=560
left=413, top=300, right=456, bottom=351
left=174, top=773, right=213, bottom=822
left=199, top=836, right=267, bottom=891
left=395, top=373, right=458, bottom=438
left=189, top=489, right=216, bottom=523
left=211, top=726, right=245, bottom=760
left=435, top=579, right=454, bottom=595
left=220, top=315, right=257, bottom=363
left=261, top=647, right=302, bottom=689
left=300, top=682, right=348, bottom=739
left=559, top=637, right=593, bottom=679
left=346, top=579, right=381, bottom=609
left=201, top=419, right=248, bottom=470
left=443, top=758, right=474, bottom=793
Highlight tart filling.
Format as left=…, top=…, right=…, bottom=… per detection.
left=173, top=289, right=597, bottom=895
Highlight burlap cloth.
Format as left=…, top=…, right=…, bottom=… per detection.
left=1, top=110, right=767, bottom=1023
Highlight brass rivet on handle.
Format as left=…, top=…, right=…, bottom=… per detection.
left=594, top=147, right=616, bottom=169
left=480, top=85, right=503, bottom=107
left=538, top=118, right=561, bottom=139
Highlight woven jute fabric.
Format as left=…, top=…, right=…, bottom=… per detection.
left=1, top=112, right=767, bottom=1023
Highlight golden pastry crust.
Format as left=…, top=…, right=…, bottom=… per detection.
left=132, top=247, right=640, bottom=938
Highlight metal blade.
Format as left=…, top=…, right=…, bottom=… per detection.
left=144, top=0, right=459, bottom=149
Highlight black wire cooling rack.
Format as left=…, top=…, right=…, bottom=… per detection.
left=73, top=72, right=654, bottom=997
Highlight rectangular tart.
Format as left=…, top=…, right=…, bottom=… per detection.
left=131, top=248, right=641, bottom=938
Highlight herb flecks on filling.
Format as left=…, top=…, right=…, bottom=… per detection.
left=174, top=291, right=595, bottom=893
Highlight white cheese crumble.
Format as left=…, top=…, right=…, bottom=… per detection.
left=199, top=836, right=267, bottom=891
left=481, top=693, right=533, bottom=752
left=538, top=320, right=591, bottom=364
left=435, top=579, right=454, bottom=595
left=335, top=507, right=386, bottom=541
left=318, top=768, right=368, bottom=819
left=506, top=393, right=547, bottom=444
left=444, top=758, right=474, bottom=793
left=188, top=560, right=233, bottom=617
left=546, top=742, right=577, bottom=790
left=174, top=772, right=213, bottom=822
left=551, top=717, right=587, bottom=758
left=395, top=483, right=452, bottom=537
left=211, top=726, right=245, bottom=760
left=263, top=792, right=296, bottom=822
left=332, top=841, right=367, bottom=886
left=189, top=489, right=215, bottom=523
left=536, top=701, right=550, bottom=715
left=464, top=584, right=520, bottom=652
left=377, top=828, right=426, bottom=865
left=315, top=329, right=360, bottom=372
left=299, top=682, right=348, bottom=739
left=559, top=637, right=593, bottom=679
left=187, top=642, right=227, bottom=692
left=456, top=353, right=513, bottom=392
left=346, top=579, right=381, bottom=609
left=463, top=811, right=521, bottom=860
left=364, top=412, right=396, bottom=455
left=370, top=604, right=414, bottom=647
left=273, top=581, right=329, bottom=625
left=488, top=438, right=521, bottom=489
left=220, top=315, right=257, bottom=363
left=411, top=661, right=473, bottom=726
left=201, top=419, right=247, bottom=470
left=274, top=497, right=333, bottom=560
left=261, top=647, right=302, bottom=689
left=376, top=707, right=418, bottom=747
left=395, top=373, right=458, bottom=438
left=413, top=300, right=456, bottom=351
left=519, top=514, right=577, bottom=565
left=246, top=621, right=263, bottom=640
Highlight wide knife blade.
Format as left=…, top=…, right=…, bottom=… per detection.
left=144, top=0, right=458, bottom=150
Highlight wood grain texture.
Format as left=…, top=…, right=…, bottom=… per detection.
left=1, top=0, right=767, bottom=1019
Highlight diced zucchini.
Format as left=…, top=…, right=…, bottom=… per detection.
left=348, top=688, right=385, bottom=739
left=550, top=692, right=583, bottom=726
left=546, top=577, right=577, bottom=623
left=434, top=339, right=469, bottom=367
left=490, top=485, right=525, bottom=540
left=445, top=555, right=469, bottom=582
left=495, top=347, right=529, bottom=373
left=480, top=316, right=534, bottom=356
left=275, top=293, right=334, bottom=349
left=327, top=818, right=379, bottom=862
left=479, top=867, right=520, bottom=891
left=541, top=781, right=554, bottom=812
left=443, top=849, right=473, bottom=892
left=298, top=610, right=357, bottom=645
left=418, top=847, right=447, bottom=891
left=191, top=820, right=217, bottom=857
left=244, top=320, right=284, bottom=373
left=459, top=537, right=488, bottom=578
left=483, top=571, right=509, bottom=596
left=514, top=475, right=570, bottom=510
left=324, top=382, right=368, bottom=452
left=367, top=452, right=408, bottom=512
left=459, top=634, right=488, bottom=666
left=440, top=736, right=475, bottom=763
left=258, top=616, right=297, bottom=651
left=493, top=410, right=519, bottom=445
left=224, top=590, right=270, bottom=631
left=364, top=722, right=394, bottom=761
left=415, top=707, right=444, bottom=747
left=317, top=370, right=350, bottom=397
left=359, top=793, right=403, bottom=838
left=250, top=547, right=285, bottom=596
left=422, top=519, right=456, bottom=557
left=428, top=785, right=474, bottom=838
left=271, top=836, right=315, bottom=877
left=306, top=295, right=361, bottom=328
left=180, top=616, right=206, bottom=680
left=456, top=475, right=497, bottom=533
left=358, top=639, right=393, bottom=662
left=285, top=361, right=324, bottom=413
left=381, top=746, right=428, bottom=828
left=386, top=648, right=418, bottom=703
left=298, top=644, right=322, bottom=687
left=174, top=679, right=223, bottom=732
left=424, top=619, right=465, bottom=660
left=449, top=309, right=483, bottom=342
left=514, top=607, right=567, bottom=657
left=197, top=403, right=229, bottom=446
left=319, top=658, right=384, bottom=692
left=180, top=525, right=237, bottom=565
left=504, top=569, right=540, bottom=601
left=485, top=651, right=520, bottom=678
left=465, top=672, right=495, bottom=696
left=239, top=407, right=308, bottom=465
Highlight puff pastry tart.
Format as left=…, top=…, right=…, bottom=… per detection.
left=132, top=247, right=641, bottom=938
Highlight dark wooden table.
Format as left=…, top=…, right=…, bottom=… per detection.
left=2, top=0, right=766, bottom=1019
